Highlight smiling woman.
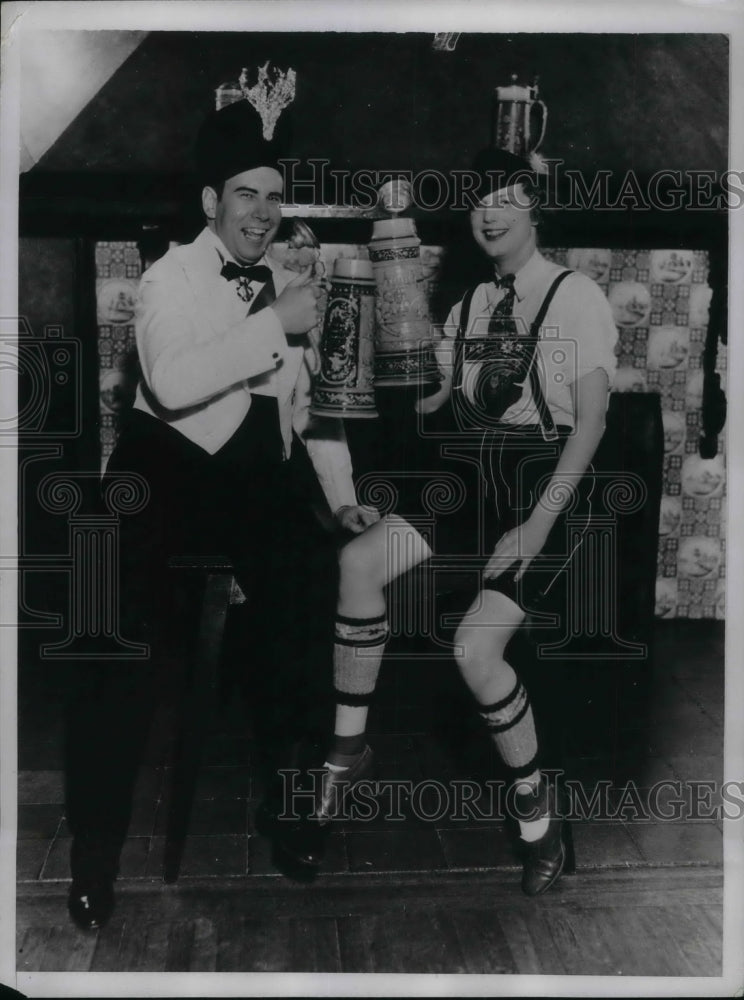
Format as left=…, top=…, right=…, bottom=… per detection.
left=469, top=180, right=541, bottom=274
left=278, top=146, right=618, bottom=901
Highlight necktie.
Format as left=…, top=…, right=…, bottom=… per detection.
left=221, top=261, right=274, bottom=305
left=474, top=273, right=523, bottom=415
left=487, top=273, right=517, bottom=335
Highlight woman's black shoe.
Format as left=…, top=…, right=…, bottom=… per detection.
left=274, top=746, right=376, bottom=871
left=314, top=745, right=375, bottom=824
left=67, top=880, right=115, bottom=930
left=272, top=817, right=329, bottom=879
left=516, top=778, right=574, bottom=897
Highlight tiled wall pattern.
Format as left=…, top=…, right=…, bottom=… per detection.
left=95, top=241, right=142, bottom=462
left=96, top=242, right=726, bottom=619
left=540, top=248, right=726, bottom=623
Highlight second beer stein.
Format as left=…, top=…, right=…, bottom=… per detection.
left=310, top=258, right=378, bottom=419
left=493, top=75, right=547, bottom=159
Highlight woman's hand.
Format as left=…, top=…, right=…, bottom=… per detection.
left=334, top=504, right=381, bottom=534
left=414, top=383, right=450, bottom=414
left=483, top=518, right=551, bottom=582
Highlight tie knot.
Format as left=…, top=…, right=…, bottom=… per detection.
left=221, top=262, right=272, bottom=284
left=495, top=273, right=515, bottom=290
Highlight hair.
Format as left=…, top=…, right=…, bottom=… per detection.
left=202, top=177, right=227, bottom=200
left=520, top=177, right=545, bottom=227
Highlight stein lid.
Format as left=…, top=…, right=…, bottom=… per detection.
left=370, top=217, right=417, bottom=241
left=333, top=258, right=374, bottom=279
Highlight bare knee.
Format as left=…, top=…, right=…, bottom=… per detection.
left=338, top=535, right=387, bottom=593
left=454, top=623, right=509, bottom=688
left=453, top=593, right=524, bottom=697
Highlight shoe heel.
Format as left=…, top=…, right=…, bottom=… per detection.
left=562, top=820, right=576, bottom=874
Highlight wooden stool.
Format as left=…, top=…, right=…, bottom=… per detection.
left=162, top=555, right=236, bottom=883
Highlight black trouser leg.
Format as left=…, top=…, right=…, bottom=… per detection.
left=63, top=413, right=205, bottom=883
left=64, top=661, right=160, bottom=882
left=64, top=666, right=154, bottom=882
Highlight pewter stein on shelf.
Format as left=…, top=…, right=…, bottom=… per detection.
left=310, top=259, right=378, bottom=419
left=368, top=217, right=441, bottom=386
left=493, top=75, right=547, bottom=158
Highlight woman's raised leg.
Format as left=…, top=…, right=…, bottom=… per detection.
left=454, top=588, right=570, bottom=895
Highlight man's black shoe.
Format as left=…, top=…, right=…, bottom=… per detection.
left=67, top=880, right=115, bottom=930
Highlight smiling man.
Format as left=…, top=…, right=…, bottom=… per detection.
left=63, top=99, right=375, bottom=930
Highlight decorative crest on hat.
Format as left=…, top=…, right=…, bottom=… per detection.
left=432, top=33, right=460, bottom=52
left=238, top=62, right=296, bottom=140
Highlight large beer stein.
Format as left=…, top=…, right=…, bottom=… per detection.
left=368, top=217, right=441, bottom=386
left=493, top=75, right=547, bottom=158
left=310, top=259, right=378, bottom=419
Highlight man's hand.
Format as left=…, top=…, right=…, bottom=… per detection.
left=271, top=265, right=323, bottom=334
left=334, top=504, right=381, bottom=534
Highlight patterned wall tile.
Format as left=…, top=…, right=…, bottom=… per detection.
left=96, top=242, right=141, bottom=468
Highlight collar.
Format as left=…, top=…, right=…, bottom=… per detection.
left=201, top=226, right=271, bottom=274
left=495, top=249, right=550, bottom=302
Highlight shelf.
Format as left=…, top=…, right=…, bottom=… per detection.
left=19, top=171, right=728, bottom=251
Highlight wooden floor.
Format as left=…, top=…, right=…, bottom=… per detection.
left=15, top=620, right=727, bottom=983
left=17, top=867, right=722, bottom=976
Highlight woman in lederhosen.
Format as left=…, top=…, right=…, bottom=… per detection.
left=280, top=147, right=617, bottom=895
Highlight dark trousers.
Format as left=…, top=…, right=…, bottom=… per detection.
left=64, top=398, right=337, bottom=881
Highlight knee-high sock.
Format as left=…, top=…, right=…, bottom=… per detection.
left=331, top=614, right=389, bottom=744
left=476, top=679, right=540, bottom=781
left=477, top=680, right=549, bottom=840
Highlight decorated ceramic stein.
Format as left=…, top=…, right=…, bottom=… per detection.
left=310, top=259, right=378, bottom=419
left=368, top=217, right=440, bottom=386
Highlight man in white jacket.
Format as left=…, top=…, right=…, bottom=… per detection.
left=65, top=100, right=377, bottom=929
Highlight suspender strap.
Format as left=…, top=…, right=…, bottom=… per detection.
left=452, top=284, right=477, bottom=401
left=526, top=269, right=574, bottom=441
left=454, top=269, right=574, bottom=440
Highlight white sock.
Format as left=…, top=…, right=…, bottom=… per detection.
left=515, top=777, right=550, bottom=842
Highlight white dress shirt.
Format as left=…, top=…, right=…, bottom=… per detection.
left=438, top=250, right=618, bottom=428
left=133, top=226, right=357, bottom=512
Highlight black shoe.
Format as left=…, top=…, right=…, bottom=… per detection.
left=516, top=779, right=573, bottom=897
left=67, top=880, right=115, bottom=930
left=274, top=746, right=376, bottom=871
left=314, top=745, right=376, bottom=824
left=272, top=817, right=328, bottom=880
left=252, top=795, right=324, bottom=881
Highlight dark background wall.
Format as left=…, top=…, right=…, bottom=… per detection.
left=17, top=31, right=729, bottom=629
left=35, top=32, right=728, bottom=179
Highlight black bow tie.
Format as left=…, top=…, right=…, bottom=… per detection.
left=220, top=262, right=273, bottom=284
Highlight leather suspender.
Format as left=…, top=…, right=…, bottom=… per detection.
left=454, top=269, right=574, bottom=441
left=526, top=269, right=573, bottom=441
